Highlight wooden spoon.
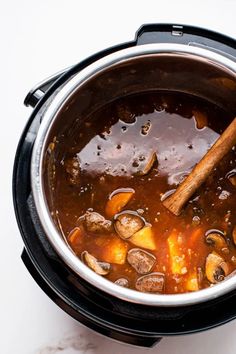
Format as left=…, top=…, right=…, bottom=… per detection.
left=163, top=117, right=236, bottom=216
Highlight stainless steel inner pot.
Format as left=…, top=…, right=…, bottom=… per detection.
left=31, top=43, right=236, bottom=307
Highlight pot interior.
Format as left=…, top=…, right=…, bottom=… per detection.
left=40, top=48, right=236, bottom=305
left=46, top=53, right=236, bottom=142
left=44, top=51, right=236, bottom=221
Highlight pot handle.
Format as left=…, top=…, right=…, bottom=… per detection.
left=136, top=24, right=236, bottom=60
left=136, top=23, right=185, bottom=45
left=24, top=66, right=72, bottom=108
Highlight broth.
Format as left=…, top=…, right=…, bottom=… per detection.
left=49, top=91, right=236, bottom=294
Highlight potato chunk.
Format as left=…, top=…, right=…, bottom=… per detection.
left=129, top=226, right=156, bottom=251
left=101, top=237, right=128, bottom=265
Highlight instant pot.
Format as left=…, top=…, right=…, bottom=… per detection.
left=13, top=24, right=236, bottom=347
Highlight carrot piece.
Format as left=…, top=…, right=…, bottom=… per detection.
left=105, top=189, right=134, bottom=218
left=68, top=227, right=83, bottom=247
left=167, top=229, right=187, bottom=275
left=129, top=226, right=156, bottom=251
left=185, top=270, right=199, bottom=291
left=102, top=237, right=128, bottom=264
left=188, top=227, right=203, bottom=249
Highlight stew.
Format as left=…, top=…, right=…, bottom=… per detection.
left=47, top=91, right=236, bottom=294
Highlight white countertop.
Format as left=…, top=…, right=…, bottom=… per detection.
left=1, top=1, right=236, bottom=353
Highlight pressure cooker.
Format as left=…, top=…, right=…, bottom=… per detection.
left=13, top=24, right=236, bottom=347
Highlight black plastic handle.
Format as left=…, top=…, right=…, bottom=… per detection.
left=24, top=66, right=72, bottom=108
left=136, top=23, right=185, bottom=45
left=136, top=23, right=236, bottom=59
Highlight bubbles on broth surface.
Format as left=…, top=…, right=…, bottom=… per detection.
left=52, top=91, right=236, bottom=294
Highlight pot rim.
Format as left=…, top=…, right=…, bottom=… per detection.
left=31, top=43, right=236, bottom=307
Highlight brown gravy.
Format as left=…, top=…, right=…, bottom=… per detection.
left=49, top=91, right=236, bottom=294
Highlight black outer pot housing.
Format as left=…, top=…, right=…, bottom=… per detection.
left=13, top=24, right=236, bottom=347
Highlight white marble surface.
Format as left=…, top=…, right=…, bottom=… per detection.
left=1, top=0, right=236, bottom=353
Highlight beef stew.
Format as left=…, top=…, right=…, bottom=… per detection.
left=46, top=91, right=236, bottom=294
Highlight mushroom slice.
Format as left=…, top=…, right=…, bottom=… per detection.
left=193, top=110, right=208, bottom=129
left=114, top=212, right=145, bottom=239
left=84, top=211, right=112, bottom=233
left=114, top=278, right=129, bottom=287
left=225, top=269, right=236, bottom=280
left=135, top=272, right=165, bottom=293
left=139, top=151, right=157, bottom=176
left=127, top=248, right=156, bottom=274
left=232, top=226, right=236, bottom=246
left=205, top=251, right=229, bottom=284
left=229, top=175, right=236, bottom=186
left=81, top=251, right=111, bottom=275
left=205, top=231, right=228, bottom=253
